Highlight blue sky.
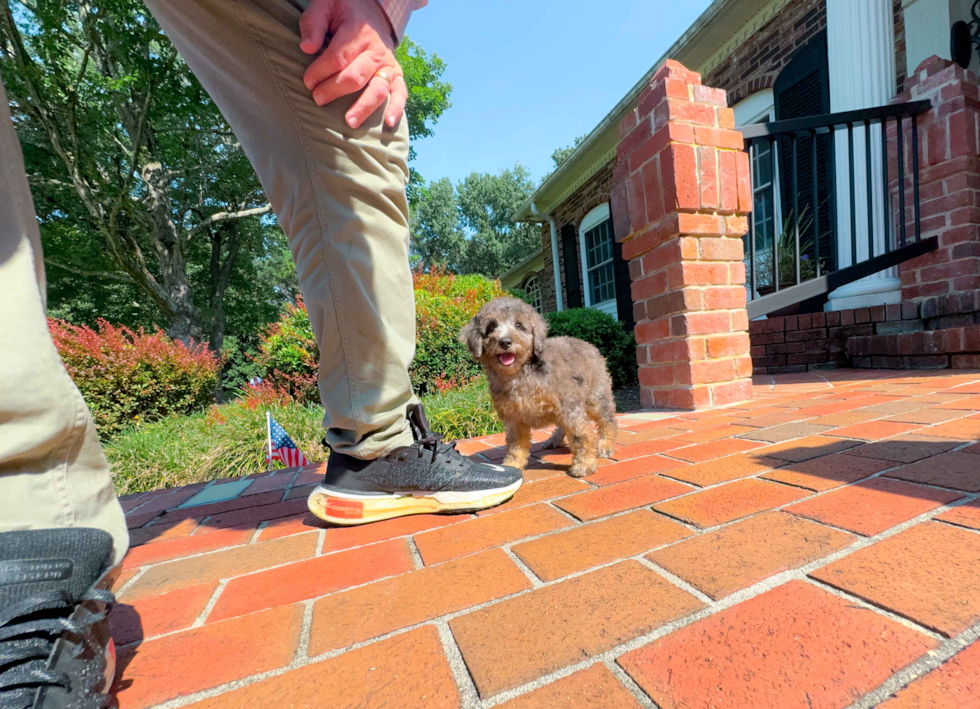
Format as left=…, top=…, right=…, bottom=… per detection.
left=407, top=0, right=715, bottom=187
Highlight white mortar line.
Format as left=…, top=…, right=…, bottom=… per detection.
left=190, top=580, right=227, bottom=628
left=436, top=621, right=482, bottom=708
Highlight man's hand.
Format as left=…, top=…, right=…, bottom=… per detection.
left=299, top=0, right=408, bottom=129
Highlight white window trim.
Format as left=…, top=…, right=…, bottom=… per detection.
left=523, top=273, right=542, bottom=313
left=577, top=203, right=618, bottom=318
left=734, top=90, right=784, bottom=302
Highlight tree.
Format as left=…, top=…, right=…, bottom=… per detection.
left=1, top=0, right=451, bottom=351
left=410, top=164, right=541, bottom=278
left=545, top=134, right=587, bottom=180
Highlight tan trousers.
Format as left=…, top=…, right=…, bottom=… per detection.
left=0, top=81, right=129, bottom=564
left=0, top=0, right=418, bottom=561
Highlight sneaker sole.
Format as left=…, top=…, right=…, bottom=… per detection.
left=306, top=479, right=523, bottom=526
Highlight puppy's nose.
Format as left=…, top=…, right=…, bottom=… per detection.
left=498, top=338, right=512, bottom=349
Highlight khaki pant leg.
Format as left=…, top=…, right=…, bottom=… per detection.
left=0, top=79, right=129, bottom=566
left=144, top=0, right=419, bottom=458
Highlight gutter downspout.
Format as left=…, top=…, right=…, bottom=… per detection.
left=531, top=202, right=563, bottom=312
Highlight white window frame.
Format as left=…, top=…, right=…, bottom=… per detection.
left=577, top=203, right=618, bottom=319
left=523, top=273, right=542, bottom=314
left=734, top=90, right=783, bottom=301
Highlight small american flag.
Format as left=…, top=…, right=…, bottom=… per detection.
left=266, top=414, right=309, bottom=468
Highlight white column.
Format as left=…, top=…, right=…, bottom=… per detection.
left=826, top=0, right=901, bottom=310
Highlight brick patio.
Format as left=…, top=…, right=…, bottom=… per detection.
left=109, top=370, right=980, bottom=708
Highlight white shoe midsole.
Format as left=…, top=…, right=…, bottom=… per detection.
left=310, top=478, right=522, bottom=505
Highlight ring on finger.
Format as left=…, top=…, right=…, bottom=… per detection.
left=373, top=67, right=397, bottom=86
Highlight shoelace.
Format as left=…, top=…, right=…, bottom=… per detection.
left=0, top=588, right=115, bottom=708
left=413, top=433, right=463, bottom=465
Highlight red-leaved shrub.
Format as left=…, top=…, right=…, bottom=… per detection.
left=49, top=319, right=220, bottom=439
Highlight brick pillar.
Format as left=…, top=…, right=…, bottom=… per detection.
left=895, top=56, right=980, bottom=304
left=609, top=60, right=753, bottom=410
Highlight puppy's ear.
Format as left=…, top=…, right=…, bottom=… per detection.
left=529, top=309, right=548, bottom=359
left=459, top=316, right=483, bottom=360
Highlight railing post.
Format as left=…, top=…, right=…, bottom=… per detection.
left=609, top=60, right=753, bottom=410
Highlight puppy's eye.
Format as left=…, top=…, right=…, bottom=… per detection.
left=484, top=320, right=497, bottom=336
left=515, top=322, right=526, bottom=331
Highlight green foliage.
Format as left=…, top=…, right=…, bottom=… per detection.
left=219, top=335, right=263, bottom=394
left=252, top=299, right=320, bottom=404
left=105, top=399, right=329, bottom=494
left=545, top=308, right=638, bottom=390
left=547, top=135, right=587, bottom=175
left=2, top=2, right=449, bottom=350
left=248, top=272, right=504, bottom=400
left=410, top=165, right=542, bottom=278
left=49, top=318, right=220, bottom=440
left=421, top=380, right=503, bottom=441
left=412, top=270, right=505, bottom=395
left=105, top=382, right=500, bottom=493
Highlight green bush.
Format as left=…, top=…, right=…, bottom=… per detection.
left=412, top=269, right=505, bottom=395
left=252, top=298, right=320, bottom=404
left=250, top=271, right=504, bottom=399
left=422, top=380, right=503, bottom=440
left=49, top=318, right=220, bottom=439
left=545, top=308, right=637, bottom=390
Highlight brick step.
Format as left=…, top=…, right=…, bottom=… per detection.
left=847, top=325, right=980, bottom=370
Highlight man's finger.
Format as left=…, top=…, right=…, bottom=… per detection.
left=298, top=0, right=330, bottom=54
left=385, top=74, right=408, bottom=128
left=303, top=23, right=363, bottom=92
left=346, top=75, right=391, bottom=129
left=311, top=50, right=378, bottom=107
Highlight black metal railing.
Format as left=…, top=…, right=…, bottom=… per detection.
left=738, top=100, right=934, bottom=318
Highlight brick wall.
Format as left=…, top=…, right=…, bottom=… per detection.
left=702, top=0, right=905, bottom=106
left=538, top=159, right=617, bottom=313
left=751, top=303, right=920, bottom=374
left=892, top=57, right=980, bottom=302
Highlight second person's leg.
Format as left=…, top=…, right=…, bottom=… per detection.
left=145, top=0, right=522, bottom=524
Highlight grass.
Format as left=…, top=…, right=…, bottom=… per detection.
left=105, top=381, right=503, bottom=495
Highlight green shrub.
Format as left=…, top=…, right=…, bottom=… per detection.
left=412, top=269, right=505, bottom=395
left=250, top=271, right=504, bottom=399
left=220, top=335, right=263, bottom=393
left=49, top=318, right=220, bottom=440
left=545, top=308, right=637, bottom=389
left=421, top=380, right=503, bottom=440
left=106, top=381, right=501, bottom=493
left=252, top=298, right=320, bottom=404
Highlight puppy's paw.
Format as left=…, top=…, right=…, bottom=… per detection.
left=596, top=446, right=614, bottom=459
left=502, top=455, right=528, bottom=471
left=568, top=463, right=596, bottom=478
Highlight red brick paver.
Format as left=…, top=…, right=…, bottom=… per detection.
left=110, top=370, right=980, bottom=708
left=618, top=581, right=937, bottom=709
left=786, top=478, right=962, bottom=536
left=878, top=640, right=980, bottom=708
left=811, top=522, right=980, bottom=637
left=449, top=561, right=704, bottom=698
left=653, top=478, right=808, bottom=528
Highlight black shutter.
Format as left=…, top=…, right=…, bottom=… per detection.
left=610, top=214, right=635, bottom=332
left=774, top=30, right=837, bottom=273
left=561, top=224, right=583, bottom=309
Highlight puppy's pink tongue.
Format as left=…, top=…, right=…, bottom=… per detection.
left=498, top=353, right=516, bottom=366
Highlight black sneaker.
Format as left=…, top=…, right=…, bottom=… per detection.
left=307, top=404, right=523, bottom=525
left=0, top=528, right=118, bottom=709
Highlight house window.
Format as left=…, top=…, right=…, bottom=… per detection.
left=734, top=90, right=781, bottom=296
left=523, top=274, right=542, bottom=313
left=578, top=203, right=618, bottom=318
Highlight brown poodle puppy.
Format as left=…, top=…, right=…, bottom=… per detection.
left=459, top=297, right=617, bottom=478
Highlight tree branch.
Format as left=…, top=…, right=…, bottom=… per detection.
left=186, top=203, right=273, bottom=240
left=45, top=259, right=134, bottom=283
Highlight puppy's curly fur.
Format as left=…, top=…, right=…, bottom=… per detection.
left=459, top=297, right=617, bottom=478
